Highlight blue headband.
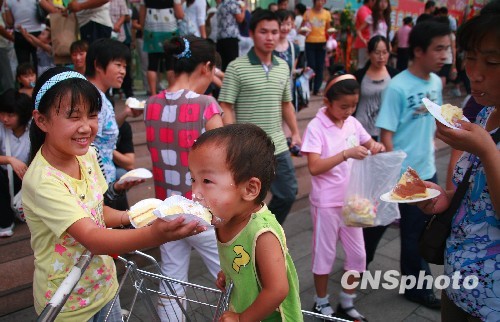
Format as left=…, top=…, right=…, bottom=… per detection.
left=34, top=71, right=87, bottom=110
left=173, top=38, right=192, bottom=59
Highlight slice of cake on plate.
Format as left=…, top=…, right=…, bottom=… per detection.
left=441, top=103, right=463, bottom=124
left=129, top=198, right=162, bottom=228
left=156, top=195, right=213, bottom=225
left=391, top=167, right=429, bottom=200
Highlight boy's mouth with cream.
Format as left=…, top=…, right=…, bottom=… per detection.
left=192, top=193, right=225, bottom=226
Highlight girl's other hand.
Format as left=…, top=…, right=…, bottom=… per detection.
left=347, top=146, right=369, bottom=160
left=370, top=141, right=385, bottom=154
left=10, top=157, right=28, bottom=179
left=415, top=182, right=450, bottom=214
left=124, top=106, right=144, bottom=118
left=216, top=270, right=226, bottom=291
left=113, top=178, right=146, bottom=192
left=219, top=311, right=240, bottom=322
left=151, top=216, right=205, bottom=243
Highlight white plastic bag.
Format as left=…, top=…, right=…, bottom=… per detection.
left=12, top=191, right=25, bottom=222
left=326, top=35, right=337, bottom=51
left=342, top=151, right=407, bottom=227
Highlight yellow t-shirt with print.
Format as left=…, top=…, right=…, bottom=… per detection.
left=304, top=9, right=331, bottom=43
left=23, top=147, right=118, bottom=321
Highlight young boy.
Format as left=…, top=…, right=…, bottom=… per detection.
left=85, top=38, right=141, bottom=183
left=189, top=124, right=303, bottom=321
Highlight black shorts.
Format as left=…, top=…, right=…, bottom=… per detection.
left=148, top=52, right=173, bottom=72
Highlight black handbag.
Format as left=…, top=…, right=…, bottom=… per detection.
left=419, top=129, right=499, bottom=265
left=418, top=166, right=472, bottom=265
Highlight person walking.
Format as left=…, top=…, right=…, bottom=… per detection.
left=395, top=16, right=413, bottom=71
left=219, top=10, right=300, bottom=224
left=375, top=20, right=451, bottom=309
left=301, top=0, right=331, bottom=95
left=216, top=0, right=246, bottom=71
left=353, top=0, right=375, bottom=69
left=353, top=36, right=399, bottom=267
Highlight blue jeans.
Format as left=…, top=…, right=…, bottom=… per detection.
left=399, top=173, right=437, bottom=299
left=87, top=297, right=122, bottom=322
left=268, top=151, right=297, bottom=224
left=305, top=42, right=326, bottom=93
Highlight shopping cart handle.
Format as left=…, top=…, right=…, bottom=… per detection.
left=37, top=250, right=94, bottom=322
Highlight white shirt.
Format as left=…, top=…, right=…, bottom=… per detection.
left=5, top=0, right=44, bottom=32
left=0, top=123, right=30, bottom=171
left=185, top=0, right=206, bottom=37
left=76, top=2, right=112, bottom=28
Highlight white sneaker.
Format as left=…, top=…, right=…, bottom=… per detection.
left=0, top=223, right=14, bottom=237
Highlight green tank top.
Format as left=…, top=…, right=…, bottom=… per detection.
left=217, top=205, right=303, bottom=321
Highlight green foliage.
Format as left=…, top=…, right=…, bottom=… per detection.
left=336, top=4, right=355, bottom=33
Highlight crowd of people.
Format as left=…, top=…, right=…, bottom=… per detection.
left=0, top=0, right=498, bottom=321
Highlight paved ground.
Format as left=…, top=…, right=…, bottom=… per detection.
left=0, top=83, right=466, bottom=322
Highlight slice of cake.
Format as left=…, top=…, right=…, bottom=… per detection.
left=129, top=198, right=162, bottom=228
left=391, top=167, right=428, bottom=200
left=441, top=104, right=463, bottom=124
left=160, top=205, right=184, bottom=217
left=157, top=195, right=213, bottom=225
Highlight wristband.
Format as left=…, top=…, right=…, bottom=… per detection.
left=343, top=150, right=348, bottom=161
left=120, top=210, right=129, bottom=228
left=105, top=182, right=125, bottom=201
left=173, top=0, right=181, bottom=4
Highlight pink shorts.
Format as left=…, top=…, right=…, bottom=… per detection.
left=311, top=205, right=366, bottom=275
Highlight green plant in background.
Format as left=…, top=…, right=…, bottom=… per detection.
left=331, top=4, right=357, bottom=73
left=339, top=3, right=355, bottom=34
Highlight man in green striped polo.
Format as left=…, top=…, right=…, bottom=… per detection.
left=219, top=9, right=300, bottom=224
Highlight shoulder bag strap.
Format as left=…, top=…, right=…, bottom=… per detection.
left=3, top=126, right=16, bottom=207
left=441, top=165, right=473, bottom=224
left=288, top=40, right=295, bottom=76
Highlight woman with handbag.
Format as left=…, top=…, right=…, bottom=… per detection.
left=353, top=35, right=399, bottom=268
left=0, top=89, right=32, bottom=237
left=418, top=1, right=500, bottom=320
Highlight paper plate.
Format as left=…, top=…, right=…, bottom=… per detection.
left=153, top=195, right=213, bottom=227
left=422, top=98, right=470, bottom=129
left=117, top=168, right=153, bottom=183
left=380, top=188, right=441, bottom=203
left=128, top=198, right=163, bottom=228
left=125, top=97, right=146, bottom=109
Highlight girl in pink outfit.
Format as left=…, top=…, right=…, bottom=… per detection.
left=301, top=73, right=385, bottom=321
